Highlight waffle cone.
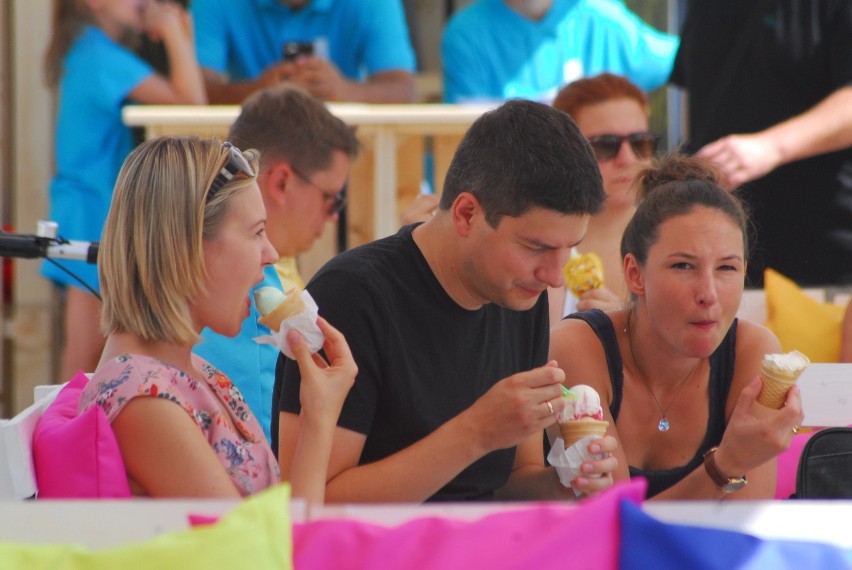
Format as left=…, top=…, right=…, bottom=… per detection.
left=258, top=290, right=306, bottom=331
left=756, top=367, right=799, bottom=409
left=558, top=419, right=609, bottom=447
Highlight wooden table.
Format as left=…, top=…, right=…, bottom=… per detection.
left=123, top=104, right=493, bottom=277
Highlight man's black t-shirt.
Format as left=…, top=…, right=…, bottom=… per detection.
left=276, top=224, right=549, bottom=501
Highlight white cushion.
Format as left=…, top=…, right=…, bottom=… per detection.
left=0, top=384, right=65, bottom=499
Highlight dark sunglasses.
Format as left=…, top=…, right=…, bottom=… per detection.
left=587, top=131, right=661, bottom=162
left=207, top=142, right=255, bottom=201
left=292, top=167, right=347, bottom=216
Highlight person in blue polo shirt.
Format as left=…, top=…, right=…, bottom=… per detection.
left=194, top=85, right=360, bottom=443
left=441, top=0, right=678, bottom=104
left=191, top=0, right=417, bottom=103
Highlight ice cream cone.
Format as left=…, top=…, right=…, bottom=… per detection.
left=563, top=251, right=604, bottom=298
left=756, top=350, right=809, bottom=409
left=558, top=418, right=609, bottom=447
left=257, top=289, right=306, bottom=331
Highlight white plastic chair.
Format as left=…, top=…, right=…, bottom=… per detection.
left=0, top=383, right=66, bottom=499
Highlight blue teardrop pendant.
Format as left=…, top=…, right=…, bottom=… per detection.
left=658, top=417, right=670, bottom=432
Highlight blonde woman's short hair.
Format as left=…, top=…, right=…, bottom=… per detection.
left=99, top=136, right=259, bottom=344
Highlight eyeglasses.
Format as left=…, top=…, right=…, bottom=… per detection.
left=587, top=131, right=661, bottom=162
left=292, top=167, right=347, bottom=216
left=207, top=142, right=255, bottom=201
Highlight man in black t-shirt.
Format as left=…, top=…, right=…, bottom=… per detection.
left=275, top=99, right=618, bottom=502
left=671, top=0, right=852, bottom=286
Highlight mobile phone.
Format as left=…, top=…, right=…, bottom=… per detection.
left=282, top=41, right=314, bottom=62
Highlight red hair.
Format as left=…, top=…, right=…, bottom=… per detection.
left=552, top=73, right=649, bottom=118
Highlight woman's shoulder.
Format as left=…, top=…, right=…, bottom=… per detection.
left=733, top=317, right=782, bottom=356
left=81, top=354, right=202, bottom=420
left=549, top=311, right=620, bottom=372
left=551, top=309, right=621, bottom=344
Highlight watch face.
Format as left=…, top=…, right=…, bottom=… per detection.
left=723, top=478, right=748, bottom=493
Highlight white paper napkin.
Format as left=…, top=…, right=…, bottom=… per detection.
left=252, top=290, right=324, bottom=359
left=546, top=425, right=605, bottom=496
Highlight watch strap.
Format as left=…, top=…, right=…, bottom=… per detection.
left=703, top=446, right=747, bottom=492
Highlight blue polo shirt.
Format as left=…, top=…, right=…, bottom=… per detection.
left=42, top=26, right=152, bottom=291
left=192, top=0, right=415, bottom=82
left=442, top=0, right=679, bottom=103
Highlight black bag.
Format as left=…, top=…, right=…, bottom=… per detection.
left=795, top=427, right=852, bottom=498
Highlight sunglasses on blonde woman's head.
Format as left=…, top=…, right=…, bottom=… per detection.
left=587, top=131, right=661, bottom=162
left=207, top=142, right=255, bottom=201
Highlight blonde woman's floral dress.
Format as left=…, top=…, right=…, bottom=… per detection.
left=79, top=353, right=280, bottom=496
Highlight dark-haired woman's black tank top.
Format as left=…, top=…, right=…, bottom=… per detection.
left=566, top=309, right=737, bottom=498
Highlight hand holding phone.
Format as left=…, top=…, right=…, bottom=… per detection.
left=283, top=41, right=314, bottom=62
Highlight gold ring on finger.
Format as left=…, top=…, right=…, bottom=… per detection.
left=546, top=401, right=554, bottom=416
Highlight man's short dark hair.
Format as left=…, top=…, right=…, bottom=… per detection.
left=440, top=99, right=605, bottom=226
left=228, top=85, right=360, bottom=175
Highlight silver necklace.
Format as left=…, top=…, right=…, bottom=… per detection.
left=625, top=311, right=703, bottom=432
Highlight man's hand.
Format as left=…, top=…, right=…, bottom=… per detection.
left=284, top=57, right=350, bottom=101
left=696, top=133, right=782, bottom=190
left=463, top=362, right=567, bottom=454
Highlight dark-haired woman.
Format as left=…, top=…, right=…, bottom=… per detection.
left=549, top=154, right=803, bottom=500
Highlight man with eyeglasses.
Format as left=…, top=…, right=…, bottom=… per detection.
left=196, top=85, right=360, bottom=443
left=191, top=0, right=416, bottom=103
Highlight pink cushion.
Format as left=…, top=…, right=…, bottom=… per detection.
left=292, top=479, right=647, bottom=570
left=775, top=430, right=818, bottom=499
left=32, top=371, right=131, bottom=499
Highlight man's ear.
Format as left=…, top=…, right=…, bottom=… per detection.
left=451, top=192, right=481, bottom=237
left=261, top=162, right=293, bottom=207
left=624, top=253, right=645, bottom=297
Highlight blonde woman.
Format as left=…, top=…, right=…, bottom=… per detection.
left=79, top=136, right=355, bottom=501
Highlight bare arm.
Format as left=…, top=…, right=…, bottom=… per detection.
left=549, top=316, right=632, bottom=486
left=652, top=321, right=801, bottom=501
left=285, top=318, right=357, bottom=504
left=651, top=377, right=802, bottom=501
left=279, top=364, right=568, bottom=503
left=130, top=1, right=206, bottom=104
left=495, top=430, right=618, bottom=500
left=697, top=86, right=852, bottom=189
left=201, top=65, right=294, bottom=105
left=111, top=397, right=240, bottom=498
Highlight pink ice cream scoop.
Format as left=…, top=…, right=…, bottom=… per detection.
left=558, top=384, right=604, bottom=423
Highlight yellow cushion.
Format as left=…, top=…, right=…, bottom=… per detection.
left=0, top=484, right=292, bottom=569
left=763, top=268, right=845, bottom=363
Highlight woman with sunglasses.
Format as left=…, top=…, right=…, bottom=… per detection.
left=78, top=136, right=356, bottom=501
left=548, top=73, right=660, bottom=324
left=549, top=154, right=803, bottom=500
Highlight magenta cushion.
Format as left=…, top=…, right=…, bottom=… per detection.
left=775, top=430, right=818, bottom=499
left=292, top=479, right=647, bottom=570
left=32, top=371, right=131, bottom=499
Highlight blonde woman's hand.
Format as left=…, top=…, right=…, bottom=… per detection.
left=288, top=317, right=357, bottom=423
